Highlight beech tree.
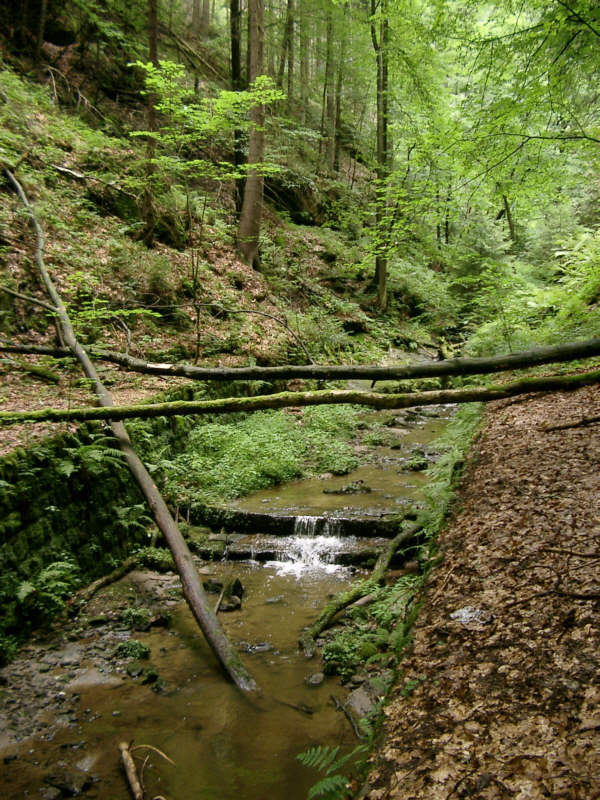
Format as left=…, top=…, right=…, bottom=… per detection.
left=237, top=0, right=266, bottom=267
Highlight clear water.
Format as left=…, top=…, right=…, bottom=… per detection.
left=0, top=564, right=355, bottom=800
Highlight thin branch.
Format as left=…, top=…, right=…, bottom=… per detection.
left=331, top=694, right=363, bottom=740
left=478, top=131, right=600, bottom=145
left=555, top=0, right=600, bottom=40
left=130, top=744, right=176, bottom=766
left=0, top=285, right=58, bottom=313
left=543, top=548, right=600, bottom=559
left=202, top=303, right=315, bottom=364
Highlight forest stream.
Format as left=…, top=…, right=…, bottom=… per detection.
left=0, top=408, right=452, bottom=799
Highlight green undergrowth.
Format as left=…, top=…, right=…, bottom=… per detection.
left=142, top=404, right=362, bottom=506
left=0, top=65, right=421, bottom=370
left=0, top=424, right=153, bottom=662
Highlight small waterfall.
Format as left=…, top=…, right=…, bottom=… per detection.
left=293, top=516, right=321, bottom=536
left=268, top=515, right=347, bottom=576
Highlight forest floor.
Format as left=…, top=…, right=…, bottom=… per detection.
left=363, top=382, right=600, bottom=800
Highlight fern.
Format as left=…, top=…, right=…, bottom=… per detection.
left=307, top=775, right=347, bottom=800
left=297, top=744, right=367, bottom=800
left=298, top=745, right=342, bottom=772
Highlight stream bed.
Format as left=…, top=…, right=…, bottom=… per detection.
left=0, top=404, right=453, bottom=799
left=0, top=563, right=355, bottom=800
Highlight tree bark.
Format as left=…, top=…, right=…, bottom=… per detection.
left=236, top=0, right=265, bottom=268
left=192, top=0, right=201, bottom=34
left=299, top=0, right=309, bottom=122
left=119, top=742, right=144, bottom=800
left=137, top=0, right=160, bottom=248
left=231, top=0, right=245, bottom=213
left=286, top=0, right=295, bottom=106
left=4, top=337, right=600, bottom=383
left=503, top=193, right=516, bottom=242
left=370, top=0, right=390, bottom=309
left=3, top=368, right=599, bottom=426
left=35, top=0, right=48, bottom=64
left=333, top=32, right=345, bottom=172
left=201, top=0, right=211, bottom=35
left=3, top=167, right=257, bottom=694
left=323, top=6, right=336, bottom=171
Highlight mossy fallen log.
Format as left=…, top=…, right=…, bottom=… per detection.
left=1, top=368, right=599, bottom=425
left=2, top=336, right=600, bottom=382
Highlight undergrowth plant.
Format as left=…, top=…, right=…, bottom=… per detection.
left=154, top=406, right=361, bottom=505
left=297, top=744, right=367, bottom=800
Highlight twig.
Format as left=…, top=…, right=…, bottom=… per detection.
left=274, top=697, right=314, bottom=715
left=130, top=744, right=176, bottom=766
left=52, top=164, right=137, bottom=198
left=505, top=588, right=600, bottom=610
left=429, top=565, right=456, bottom=605
left=214, top=587, right=225, bottom=614
left=446, top=768, right=479, bottom=799
left=331, top=694, right=363, bottom=740
left=114, top=316, right=132, bottom=354
left=542, top=548, right=600, bottom=559
left=194, top=302, right=315, bottom=365
left=68, top=556, right=139, bottom=615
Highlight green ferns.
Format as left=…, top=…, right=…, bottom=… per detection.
left=297, top=745, right=367, bottom=800
left=17, top=558, right=81, bottom=622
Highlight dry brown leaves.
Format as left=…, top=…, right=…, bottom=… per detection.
left=364, top=385, right=600, bottom=800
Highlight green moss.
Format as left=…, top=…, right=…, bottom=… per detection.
left=115, top=639, right=150, bottom=659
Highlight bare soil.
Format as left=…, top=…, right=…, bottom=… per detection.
left=363, top=384, right=600, bottom=800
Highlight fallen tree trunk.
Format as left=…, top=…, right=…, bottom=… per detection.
left=1, top=336, right=600, bottom=382
left=2, top=367, right=599, bottom=426
left=3, top=167, right=257, bottom=693
left=299, top=521, right=423, bottom=657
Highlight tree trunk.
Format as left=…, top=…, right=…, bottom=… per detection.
left=201, top=0, right=210, bottom=35
left=4, top=368, right=600, bottom=426
left=3, top=167, right=258, bottom=694
left=287, top=0, right=295, bottom=106
left=35, top=0, right=48, bottom=63
left=236, top=0, right=265, bottom=268
left=299, top=0, right=309, bottom=123
left=370, top=0, right=389, bottom=310
left=503, top=193, right=516, bottom=242
left=231, top=0, right=245, bottom=213
left=333, top=32, right=345, bottom=172
left=323, top=6, right=336, bottom=171
left=276, top=0, right=290, bottom=88
left=138, top=0, right=160, bottom=248
left=4, top=336, right=600, bottom=383
left=192, top=0, right=201, bottom=34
